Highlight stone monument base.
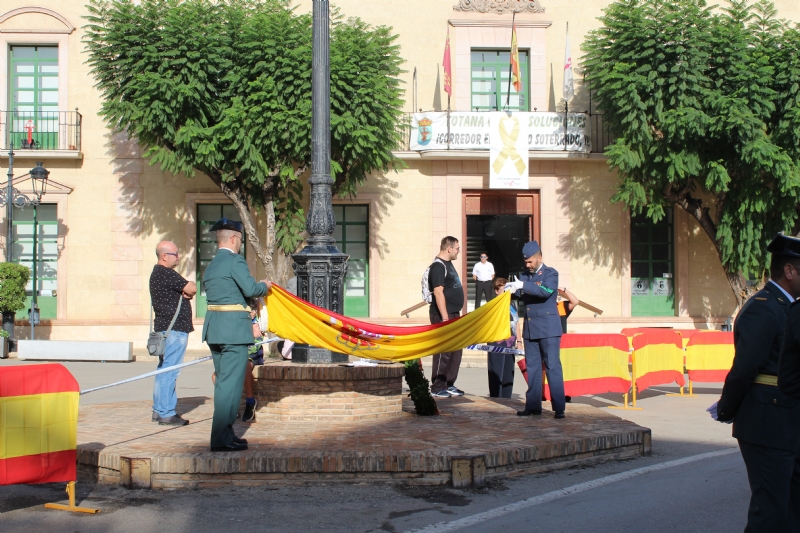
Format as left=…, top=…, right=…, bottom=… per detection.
left=244, top=361, right=406, bottom=422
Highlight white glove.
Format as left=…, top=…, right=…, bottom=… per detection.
left=503, top=277, right=524, bottom=292
left=706, top=402, right=719, bottom=421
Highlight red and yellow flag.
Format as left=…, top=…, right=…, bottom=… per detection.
left=443, top=28, right=453, bottom=97
left=510, top=18, right=522, bottom=93
left=1, top=364, right=79, bottom=485
left=632, top=331, right=685, bottom=392
left=557, top=334, right=632, bottom=397
left=685, top=332, right=734, bottom=383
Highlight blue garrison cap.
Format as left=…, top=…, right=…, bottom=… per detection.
left=209, top=217, right=244, bottom=234
left=522, top=240, right=541, bottom=259
left=767, top=232, right=800, bottom=258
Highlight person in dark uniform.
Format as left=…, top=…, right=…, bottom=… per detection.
left=202, top=218, right=271, bottom=452
left=504, top=240, right=566, bottom=419
left=715, top=233, right=800, bottom=532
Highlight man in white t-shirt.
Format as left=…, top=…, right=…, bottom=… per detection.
left=472, top=253, right=495, bottom=308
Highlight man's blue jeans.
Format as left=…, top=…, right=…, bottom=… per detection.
left=152, top=330, right=189, bottom=418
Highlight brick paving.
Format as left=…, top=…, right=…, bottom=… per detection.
left=76, top=393, right=651, bottom=489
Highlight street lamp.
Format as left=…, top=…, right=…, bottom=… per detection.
left=2, top=145, right=50, bottom=344
left=290, top=0, right=349, bottom=364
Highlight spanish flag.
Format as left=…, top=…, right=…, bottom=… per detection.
left=550, top=334, right=632, bottom=397
left=510, top=17, right=522, bottom=93
left=1, top=364, right=79, bottom=485
left=685, top=332, right=734, bottom=383
left=267, top=285, right=511, bottom=361
left=632, top=331, right=685, bottom=392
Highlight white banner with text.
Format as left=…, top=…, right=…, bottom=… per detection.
left=410, top=112, right=591, bottom=153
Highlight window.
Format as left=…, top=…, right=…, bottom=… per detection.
left=334, top=205, right=369, bottom=317
left=12, top=204, right=58, bottom=319
left=631, top=211, right=674, bottom=316
left=9, top=46, right=59, bottom=149
left=471, top=50, right=529, bottom=111
left=196, top=204, right=244, bottom=317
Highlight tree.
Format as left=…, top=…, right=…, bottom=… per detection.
left=85, top=0, right=404, bottom=281
left=583, top=0, right=800, bottom=307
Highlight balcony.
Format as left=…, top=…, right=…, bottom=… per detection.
left=0, top=110, right=82, bottom=159
left=394, top=111, right=615, bottom=157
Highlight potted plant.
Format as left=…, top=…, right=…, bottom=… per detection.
left=0, top=262, right=30, bottom=353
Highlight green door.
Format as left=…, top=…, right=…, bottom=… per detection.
left=471, top=50, right=530, bottom=111
left=9, top=46, right=59, bottom=150
left=334, top=205, right=369, bottom=317
left=13, top=204, right=58, bottom=320
left=196, top=204, right=245, bottom=317
left=631, top=211, right=675, bottom=316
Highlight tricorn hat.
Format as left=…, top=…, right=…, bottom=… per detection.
left=767, top=232, right=800, bottom=258
left=209, top=217, right=244, bottom=234
left=522, top=240, right=541, bottom=259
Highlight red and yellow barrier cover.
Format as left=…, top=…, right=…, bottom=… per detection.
left=632, top=331, right=685, bottom=392
left=685, top=331, right=734, bottom=383
left=266, top=285, right=511, bottom=361
left=1, top=364, right=79, bottom=485
left=559, top=333, right=632, bottom=396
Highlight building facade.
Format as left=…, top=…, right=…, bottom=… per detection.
left=2, top=0, right=798, bottom=350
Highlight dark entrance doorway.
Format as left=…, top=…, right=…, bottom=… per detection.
left=462, top=192, right=539, bottom=312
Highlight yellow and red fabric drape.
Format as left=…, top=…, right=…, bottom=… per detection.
left=632, top=331, right=685, bottom=392
left=266, top=285, right=511, bottom=362
left=1, top=364, right=79, bottom=485
left=685, top=331, right=734, bottom=383
left=544, top=333, right=632, bottom=398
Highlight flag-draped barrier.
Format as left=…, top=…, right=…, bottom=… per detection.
left=267, top=285, right=511, bottom=362
left=1, top=363, right=99, bottom=513
left=685, top=331, right=734, bottom=385
left=559, top=334, right=633, bottom=397
left=632, top=330, right=685, bottom=392
left=1, top=363, right=79, bottom=485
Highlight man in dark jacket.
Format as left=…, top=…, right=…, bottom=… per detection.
left=504, top=240, right=565, bottom=419
left=717, top=233, right=800, bottom=532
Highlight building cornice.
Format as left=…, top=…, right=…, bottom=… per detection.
left=453, top=0, right=545, bottom=14
left=0, top=7, right=76, bottom=34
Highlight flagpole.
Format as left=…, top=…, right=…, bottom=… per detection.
left=563, top=22, right=570, bottom=151
left=505, top=12, right=516, bottom=110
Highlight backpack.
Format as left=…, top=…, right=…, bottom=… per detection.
left=421, top=258, right=448, bottom=304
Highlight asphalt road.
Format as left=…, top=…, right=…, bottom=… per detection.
left=0, top=358, right=748, bottom=533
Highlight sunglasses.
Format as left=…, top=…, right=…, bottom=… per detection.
left=480, top=255, right=487, bottom=258
left=164, top=252, right=179, bottom=258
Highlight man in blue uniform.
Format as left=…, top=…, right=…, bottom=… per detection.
left=504, top=241, right=566, bottom=419
left=202, top=218, right=271, bottom=452
left=716, top=233, right=800, bottom=532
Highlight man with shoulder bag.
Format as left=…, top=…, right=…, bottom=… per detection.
left=149, top=240, right=196, bottom=426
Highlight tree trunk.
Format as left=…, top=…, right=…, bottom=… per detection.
left=671, top=194, right=751, bottom=310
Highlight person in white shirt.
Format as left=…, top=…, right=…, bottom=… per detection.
left=472, top=253, right=495, bottom=308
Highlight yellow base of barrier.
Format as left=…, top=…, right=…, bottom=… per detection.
left=607, top=392, right=643, bottom=411
left=44, top=481, right=100, bottom=514
left=665, top=381, right=698, bottom=397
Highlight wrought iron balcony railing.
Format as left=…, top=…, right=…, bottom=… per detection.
left=0, top=110, right=82, bottom=152
left=395, top=111, right=615, bottom=154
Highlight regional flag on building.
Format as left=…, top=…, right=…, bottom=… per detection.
left=510, top=18, right=522, bottom=93
left=443, top=28, right=453, bottom=97
left=563, top=22, right=575, bottom=101
left=0, top=364, right=80, bottom=485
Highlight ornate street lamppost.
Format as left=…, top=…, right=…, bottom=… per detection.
left=2, top=146, right=50, bottom=344
left=291, top=0, right=349, bottom=364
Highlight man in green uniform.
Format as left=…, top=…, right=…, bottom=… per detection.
left=202, top=218, right=271, bottom=452
left=715, top=233, right=800, bottom=532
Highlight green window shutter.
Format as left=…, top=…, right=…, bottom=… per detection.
left=196, top=204, right=245, bottom=317
left=470, top=50, right=529, bottom=111
left=10, top=46, right=59, bottom=149
left=12, top=204, right=58, bottom=320
left=631, top=211, right=675, bottom=317
left=334, top=205, right=369, bottom=317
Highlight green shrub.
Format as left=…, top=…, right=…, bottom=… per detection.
left=0, top=329, right=8, bottom=338
left=0, top=263, right=30, bottom=313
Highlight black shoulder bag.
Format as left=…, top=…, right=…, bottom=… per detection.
left=147, top=296, right=183, bottom=362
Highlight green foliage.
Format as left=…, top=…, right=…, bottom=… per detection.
left=583, top=0, right=800, bottom=282
left=403, top=359, right=438, bottom=416
left=84, top=0, right=404, bottom=255
left=0, top=329, right=9, bottom=339
left=0, top=263, right=30, bottom=313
